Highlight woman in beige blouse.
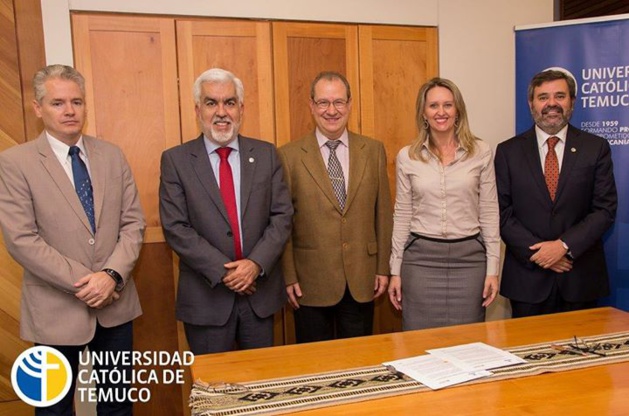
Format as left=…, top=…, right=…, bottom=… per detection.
left=388, top=78, right=500, bottom=330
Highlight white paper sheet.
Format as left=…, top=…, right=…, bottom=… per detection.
left=383, top=354, right=491, bottom=390
left=426, top=342, right=526, bottom=371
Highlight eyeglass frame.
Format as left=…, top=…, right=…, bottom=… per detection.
left=570, top=335, right=607, bottom=357
left=312, top=98, right=351, bottom=111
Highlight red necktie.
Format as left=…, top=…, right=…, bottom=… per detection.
left=544, top=136, right=559, bottom=201
left=216, top=147, right=242, bottom=260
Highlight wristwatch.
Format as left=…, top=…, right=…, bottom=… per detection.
left=103, top=268, right=125, bottom=292
left=560, top=240, right=574, bottom=260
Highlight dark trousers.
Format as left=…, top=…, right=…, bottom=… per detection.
left=294, top=286, right=374, bottom=343
left=184, top=295, right=274, bottom=354
left=510, top=281, right=598, bottom=318
left=35, top=321, right=133, bottom=416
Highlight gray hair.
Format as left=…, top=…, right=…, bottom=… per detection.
left=33, top=64, right=86, bottom=103
left=193, top=68, right=244, bottom=105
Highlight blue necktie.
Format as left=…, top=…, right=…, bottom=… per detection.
left=69, top=146, right=96, bottom=233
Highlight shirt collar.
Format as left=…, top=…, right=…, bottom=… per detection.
left=420, top=138, right=465, bottom=159
left=535, top=125, right=568, bottom=149
left=315, top=128, right=349, bottom=149
left=204, top=135, right=240, bottom=155
left=46, top=131, right=86, bottom=159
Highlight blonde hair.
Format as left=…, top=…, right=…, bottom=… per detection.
left=408, top=77, right=479, bottom=162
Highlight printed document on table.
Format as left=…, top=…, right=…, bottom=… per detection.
left=426, top=342, right=526, bottom=371
left=383, top=354, right=491, bottom=390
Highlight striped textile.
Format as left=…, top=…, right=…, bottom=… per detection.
left=190, top=331, right=629, bottom=416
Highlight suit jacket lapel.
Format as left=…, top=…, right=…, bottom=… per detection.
left=35, top=133, right=94, bottom=234
left=189, top=136, right=230, bottom=223
left=239, top=136, right=255, bottom=217
left=555, top=125, right=580, bottom=202
left=300, top=133, right=342, bottom=212
left=84, top=136, right=104, bottom=235
left=345, top=132, right=367, bottom=212
left=522, top=127, right=553, bottom=205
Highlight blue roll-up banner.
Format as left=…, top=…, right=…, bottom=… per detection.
left=515, top=15, right=629, bottom=310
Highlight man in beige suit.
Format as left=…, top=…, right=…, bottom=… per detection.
left=279, top=71, right=392, bottom=343
left=0, top=65, right=144, bottom=415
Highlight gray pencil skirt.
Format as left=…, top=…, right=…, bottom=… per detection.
left=401, top=233, right=487, bottom=331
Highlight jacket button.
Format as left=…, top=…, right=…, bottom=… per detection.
left=88, top=238, right=95, bottom=245
left=227, top=231, right=233, bottom=237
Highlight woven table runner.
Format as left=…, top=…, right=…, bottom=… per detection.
left=190, top=331, right=629, bottom=416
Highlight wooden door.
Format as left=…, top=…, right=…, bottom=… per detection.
left=359, top=25, right=439, bottom=334
left=272, top=22, right=360, bottom=146
left=176, top=19, right=274, bottom=143
left=71, top=13, right=183, bottom=416
left=72, top=13, right=181, bottom=241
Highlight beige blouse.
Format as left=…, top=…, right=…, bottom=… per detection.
left=389, top=139, right=500, bottom=276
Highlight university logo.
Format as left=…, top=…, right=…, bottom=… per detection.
left=11, top=346, right=72, bottom=407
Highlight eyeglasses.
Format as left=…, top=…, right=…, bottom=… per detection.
left=313, top=99, right=349, bottom=110
left=570, top=336, right=607, bottom=357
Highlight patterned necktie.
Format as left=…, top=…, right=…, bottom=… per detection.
left=544, top=136, right=560, bottom=201
left=216, top=147, right=242, bottom=260
left=68, top=146, right=96, bottom=233
left=325, top=140, right=347, bottom=210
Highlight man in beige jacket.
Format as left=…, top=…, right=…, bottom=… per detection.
left=0, top=65, right=144, bottom=415
left=279, top=71, right=392, bottom=343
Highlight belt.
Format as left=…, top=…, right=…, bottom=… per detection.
left=410, top=232, right=480, bottom=244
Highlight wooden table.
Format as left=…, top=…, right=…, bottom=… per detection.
left=191, top=307, right=629, bottom=415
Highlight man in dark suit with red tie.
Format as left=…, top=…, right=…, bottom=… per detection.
left=495, top=69, right=617, bottom=318
left=159, top=68, right=293, bottom=354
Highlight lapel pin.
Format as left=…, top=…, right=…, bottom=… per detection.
left=249, top=157, right=255, bottom=163
left=571, top=147, right=576, bottom=153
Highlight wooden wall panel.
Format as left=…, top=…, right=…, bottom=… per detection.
left=359, top=26, right=439, bottom=195
left=72, top=13, right=181, bottom=242
left=176, top=19, right=274, bottom=144
left=0, top=0, right=26, bottom=150
left=272, top=22, right=360, bottom=147
left=13, top=0, right=45, bottom=140
left=560, top=0, right=629, bottom=20
left=0, top=0, right=45, bottom=409
left=132, top=243, right=182, bottom=416
left=359, top=25, right=438, bottom=335
left=0, top=400, right=31, bottom=416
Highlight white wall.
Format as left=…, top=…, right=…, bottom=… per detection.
left=40, top=0, right=554, bottom=322
left=439, top=0, right=553, bottom=144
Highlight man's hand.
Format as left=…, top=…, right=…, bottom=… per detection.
left=529, top=240, right=568, bottom=269
left=388, top=275, right=402, bottom=311
left=74, top=271, right=117, bottom=308
left=373, top=274, right=388, bottom=299
left=222, top=259, right=260, bottom=295
left=482, top=275, right=499, bottom=307
left=286, top=283, right=302, bottom=309
left=549, top=256, right=573, bottom=273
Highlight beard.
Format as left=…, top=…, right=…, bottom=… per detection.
left=209, top=117, right=240, bottom=144
left=531, top=104, right=572, bottom=135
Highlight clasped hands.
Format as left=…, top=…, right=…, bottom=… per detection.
left=529, top=239, right=573, bottom=272
left=222, top=259, right=261, bottom=295
left=74, top=271, right=118, bottom=309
